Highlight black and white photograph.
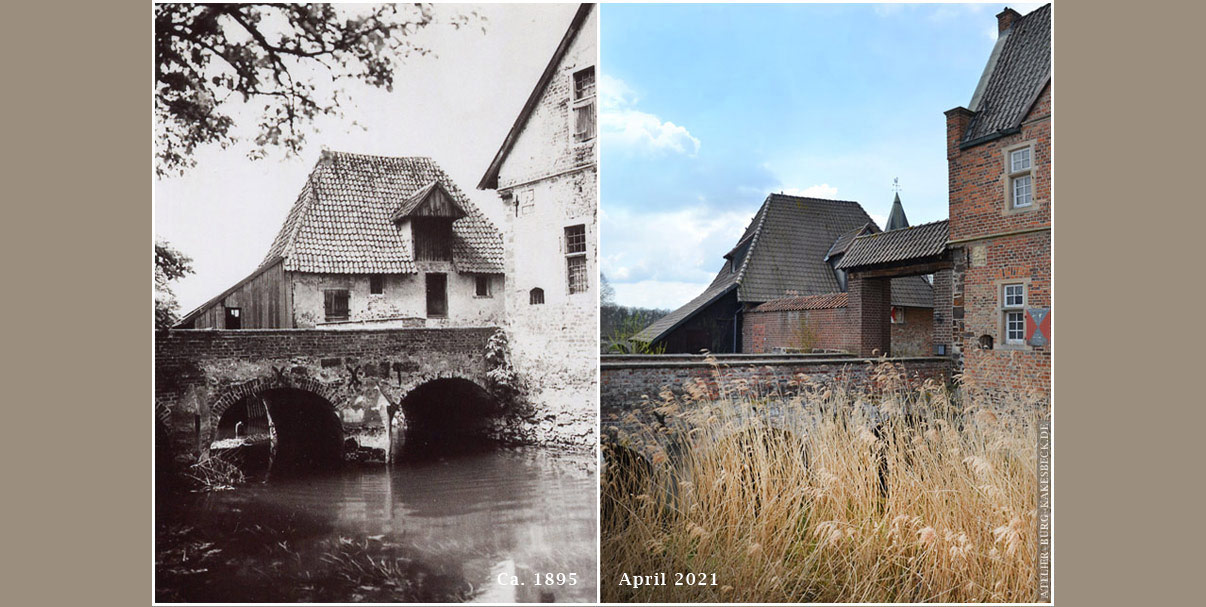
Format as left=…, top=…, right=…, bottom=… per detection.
left=153, top=3, right=598, bottom=602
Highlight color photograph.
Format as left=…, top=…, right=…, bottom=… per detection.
left=599, top=3, right=1052, bottom=602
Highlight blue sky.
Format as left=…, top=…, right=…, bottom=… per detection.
left=600, top=2, right=1044, bottom=309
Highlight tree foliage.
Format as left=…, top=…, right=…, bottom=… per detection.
left=154, top=3, right=480, bottom=176
left=155, top=240, right=195, bottom=330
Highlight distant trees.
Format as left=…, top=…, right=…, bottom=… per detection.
left=600, top=274, right=669, bottom=354
left=155, top=240, right=195, bottom=330
left=154, top=3, right=481, bottom=176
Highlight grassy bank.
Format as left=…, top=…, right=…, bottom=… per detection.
left=602, top=361, right=1042, bottom=603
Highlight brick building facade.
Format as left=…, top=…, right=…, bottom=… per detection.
left=478, top=4, right=598, bottom=448
left=945, top=5, right=1051, bottom=400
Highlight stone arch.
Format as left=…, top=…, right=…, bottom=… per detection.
left=209, top=375, right=342, bottom=443
left=390, top=376, right=502, bottom=461
left=209, top=378, right=346, bottom=472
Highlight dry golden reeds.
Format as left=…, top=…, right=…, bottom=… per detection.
left=602, top=361, right=1042, bottom=603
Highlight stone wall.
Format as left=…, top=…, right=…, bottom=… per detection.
left=600, top=355, right=953, bottom=416
left=492, top=5, right=598, bottom=450
left=289, top=270, right=504, bottom=329
left=155, top=327, right=502, bottom=468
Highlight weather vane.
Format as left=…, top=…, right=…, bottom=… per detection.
left=891, top=177, right=901, bottom=194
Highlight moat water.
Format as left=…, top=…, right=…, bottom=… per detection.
left=156, top=448, right=597, bottom=603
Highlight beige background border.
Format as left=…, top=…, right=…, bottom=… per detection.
left=5, top=0, right=1204, bottom=605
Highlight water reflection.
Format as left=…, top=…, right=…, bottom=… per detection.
left=156, top=448, right=597, bottom=603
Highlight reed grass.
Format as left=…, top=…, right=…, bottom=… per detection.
left=602, top=360, right=1042, bottom=603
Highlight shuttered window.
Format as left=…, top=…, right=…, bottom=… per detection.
left=324, top=290, right=349, bottom=321
left=572, top=67, right=596, bottom=142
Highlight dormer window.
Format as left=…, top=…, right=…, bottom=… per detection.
left=413, top=218, right=453, bottom=261
left=392, top=181, right=466, bottom=263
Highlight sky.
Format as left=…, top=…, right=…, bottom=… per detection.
left=155, top=3, right=580, bottom=314
left=600, top=2, right=1044, bottom=310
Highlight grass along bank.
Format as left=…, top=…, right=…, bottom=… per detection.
left=602, top=360, right=1042, bottom=603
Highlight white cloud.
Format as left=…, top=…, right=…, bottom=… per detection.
left=599, top=74, right=701, bottom=156
left=869, top=212, right=889, bottom=230
left=613, top=280, right=715, bottom=311
left=601, top=204, right=753, bottom=307
left=780, top=183, right=839, bottom=198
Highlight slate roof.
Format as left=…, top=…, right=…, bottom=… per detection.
left=754, top=292, right=849, bottom=312
left=962, top=4, right=1051, bottom=144
left=827, top=223, right=877, bottom=260
left=836, top=220, right=949, bottom=271
left=635, top=195, right=935, bottom=343
left=263, top=151, right=503, bottom=274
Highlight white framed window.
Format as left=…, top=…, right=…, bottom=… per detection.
left=1004, top=143, right=1036, bottom=209
left=1001, top=282, right=1026, bottom=345
left=572, top=67, right=596, bottom=143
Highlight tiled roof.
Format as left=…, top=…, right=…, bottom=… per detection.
left=636, top=194, right=936, bottom=344
left=826, top=223, right=877, bottom=260
left=263, top=151, right=503, bottom=274
left=836, top=220, right=949, bottom=271
left=739, top=194, right=876, bottom=302
left=754, top=292, right=848, bottom=312
left=963, top=4, right=1051, bottom=144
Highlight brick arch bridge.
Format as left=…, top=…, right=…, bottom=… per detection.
left=155, top=327, right=510, bottom=469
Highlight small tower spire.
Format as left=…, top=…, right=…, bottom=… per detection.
left=885, top=179, right=909, bottom=231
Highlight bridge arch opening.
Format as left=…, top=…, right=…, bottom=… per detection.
left=212, top=387, right=343, bottom=474
left=392, top=378, right=501, bottom=461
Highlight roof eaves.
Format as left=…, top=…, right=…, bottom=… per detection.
left=635, top=282, right=737, bottom=345
left=733, top=195, right=772, bottom=286
left=477, top=3, right=594, bottom=190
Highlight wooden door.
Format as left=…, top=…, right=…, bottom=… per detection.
left=426, top=273, right=447, bottom=318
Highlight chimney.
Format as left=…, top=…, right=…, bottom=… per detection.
left=944, top=107, right=974, bottom=158
left=997, top=7, right=1022, bottom=34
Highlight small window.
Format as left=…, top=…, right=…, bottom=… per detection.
left=572, top=67, right=596, bottom=142
left=1001, top=283, right=1026, bottom=345
left=564, top=224, right=588, bottom=295
left=1005, top=143, right=1036, bottom=209
left=369, top=275, right=384, bottom=295
left=565, top=224, right=586, bottom=254
left=224, top=306, right=241, bottom=330
left=1005, top=311, right=1025, bottom=344
left=1004, top=283, right=1025, bottom=307
left=324, top=290, right=349, bottom=321
left=475, top=275, right=492, bottom=297
left=529, top=287, right=545, bottom=305
left=1010, top=148, right=1031, bottom=173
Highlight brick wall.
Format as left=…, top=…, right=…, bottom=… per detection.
left=849, top=276, right=892, bottom=356
left=600, top=356, right=953, bottom=417
left=743, top=303, right=933, bottom=356
left=947, top=83, right=1052, bottom=401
